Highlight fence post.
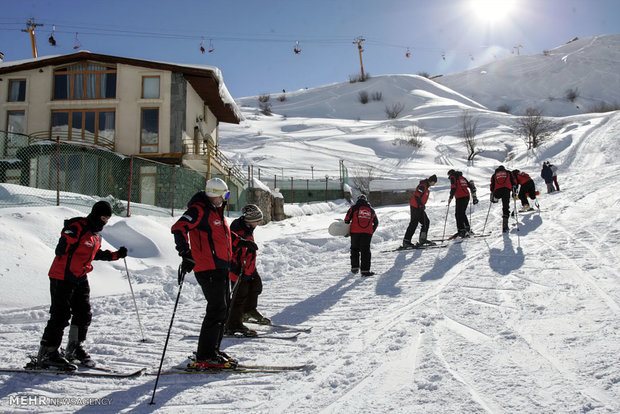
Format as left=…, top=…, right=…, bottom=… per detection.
left=56, top=136, right=60, bottom=206
left=247, top=166, right=251, bottom=187
left=291, top=177, right=294, bottom=203
left=126, top=155, right=134, bottom=217
left=170, top=165, right=176, bottom=217
left=274, top=175, right=277, bottom=192
left=325, top=176, right=328, bottom=202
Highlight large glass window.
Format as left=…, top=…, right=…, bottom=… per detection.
left=53, top=62, right=116, bottom=100
left=140, top=108, right=159, bottom=153
left=142, top=76, right=160, bottom=98
left=5, top=111, right=27, bottom=157
left=8, top=79, right=26, bottom=102
left=51, top=109, right=115, bottom=145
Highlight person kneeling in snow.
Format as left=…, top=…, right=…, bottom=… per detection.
left=511, top=169, right=538, bottom=211
left=226, top=204, right=271, bottom=336
left=37, top=200, right=127, bottom=370
left=345, top=194, right=378, bottom=277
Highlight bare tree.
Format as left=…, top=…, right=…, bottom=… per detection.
left=515, top=108, right=560, bottom=149
left=351, top=166, right=376, bottom=196
left=460, top=110, right=481, bottom=161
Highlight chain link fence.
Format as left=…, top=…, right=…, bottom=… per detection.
left=0, top=132, right=244, bottom=216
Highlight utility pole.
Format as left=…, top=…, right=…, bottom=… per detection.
left=513, top=44, right=523, bottom=56
left=22, top=18, right=43, bottom=58
left=353, top=36, right=366, bottom=80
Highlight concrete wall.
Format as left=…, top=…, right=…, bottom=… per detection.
left=369, top=190, right=414, bottom=207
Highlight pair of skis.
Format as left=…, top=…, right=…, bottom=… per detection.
left=182, top=322, right=312, bottom=341
left=382, top=232, right=492, bottom=252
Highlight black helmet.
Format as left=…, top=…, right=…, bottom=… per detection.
left=447, top=169, right=455, bottom=176
left=513, top=169, right=520, bottom=174
left=357, top=194, right=367, bottom=201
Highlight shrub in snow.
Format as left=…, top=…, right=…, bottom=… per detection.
left=565, top=87, right=579, bottom=103
left=359, top=91, right=369, bottom=104
left=385, top=102, right=405, bottom=119
left=515, top=107, right=562, bottom=149
left=258, top=94, right=270, bottom=103
left=371, top=91, right=382, bottom=101
left=496, top=103, right=511, bottom=114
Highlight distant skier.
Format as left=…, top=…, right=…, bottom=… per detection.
left=541, top=162, right=555, bottom=194
left=36, top=200, right=128, bottom=370
left=490, top=166, right=516, bottom=232
left=448, top=170, right=478, bottom=237
left=344, top=194, right=378, bottom=277
left=511, top=169, right=537, bottom=211
left=226, top=204, right=271, bottom=336
left=171, top=178, right=257, bottom=370
left=402, top=174, right=437, bottom=247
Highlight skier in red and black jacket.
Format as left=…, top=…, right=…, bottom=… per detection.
left=402, top=174, right=437, bottom=247
left=345, top=194, right=379, bottom=277
left=171, top=178, right=257, bottom=370
left=225, top=204, right=270, bottom=336
left=490, top=165, right=517, bottom=232
left=37, top=200, right=127, bottom=370
left=511, top=169, right=537, bottom=211
left=448, top=170, right=478, bottom=237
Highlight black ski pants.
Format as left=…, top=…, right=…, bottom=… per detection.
left=350, top=233, right=373, bottom=271
left=227, top=275, right=263, bottom=330
left=454, top=196, right=470, bottom=232
left=195, top=269, right=230, bottom=360
left=518, top=180, right=537, bottom=206
left=41, top=278, right=92, bottom=348
left=493, top=187, right=512, bottom=218
left=404, top=206, right=429, bottom=242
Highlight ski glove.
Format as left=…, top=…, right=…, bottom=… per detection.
left=237, top=238, right=258, bottom=252
left=117, top=246, right=128, bottom=259
left=472, top=196, right=479, bottom=205
left=180, top=251, right=195, bottom=277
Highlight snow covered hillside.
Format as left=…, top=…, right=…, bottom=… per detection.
left=0, top=34, right=619, bottom=413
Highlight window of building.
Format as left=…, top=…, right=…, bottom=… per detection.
left=53, top=62, right=117, bottom=100
left=51, top=109, right=115, bottom=146
left=140, top=108, right=159, bottom=153
left=142, top=76, right=160, bottom=99
left=8, top=79, right=26, bottom=102
left=5, top=111, right=26, bottom=157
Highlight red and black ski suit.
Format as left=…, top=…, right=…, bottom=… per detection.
left=226, top=217, right=262, bottom=331
left=42, top=216, right=123, bottom=349
left=449, top=172, right=477, bottom=234
left=490, top=166, right=516, bottom=223
left=403, top=179, right=432, bottom=243
left=345, top=199, right=378, bottom=272
left=171, top=191, right=237, bottom=361
left=512, top=171, right=537, bottom=207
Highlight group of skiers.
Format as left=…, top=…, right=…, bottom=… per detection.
left=35, top=178, right=270, bottom=372
left=343, top=163, right=560, bottom=275
left=35, top=162, right=561, bottom=372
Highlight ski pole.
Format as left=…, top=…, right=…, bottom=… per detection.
left=513, top=195, right=520, bottom=232
left=124, top=258, right=146, bottom=343
left=481, top=196, right=493, bottom=234
left=149, top=265, right=186, bottom=405
left=441, top=202, right=450, bottom=243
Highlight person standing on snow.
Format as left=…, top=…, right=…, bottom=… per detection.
left=402, top=174, right=437, bottom=247
left=226, top=204, right=271, bottom=336
left=548, top=162, right=560, bottom=191
left=36, top=200, right=128, bottom=370
left=344, top=194, right=379, bottom=277
left=541, top=162, right=555, bottom=194
left=171, top=178, right=257, bottom=370
left=448, top=170, right=478, bottom=238
left=490, top=166, right=517, bottom=233
left=511, top=169, right=537, bottom=211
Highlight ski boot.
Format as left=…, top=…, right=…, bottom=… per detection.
left=502, top=217, right=509, bottom=233
left=418, top=232, right=436, bottom=246
left=65, top=325, right=96, bottom=367
left=188, top=353, right=233, bottom=370
left=361, top=270, right=375, bottom=277
left=225, top=324, right=258, bottom=337
left=401, top=239, right=415, bottom=249
left=36, top=345, right=77, bottom=371
left=245, top=309, right=271, bottom=325
left=350, top=267, right=360, bottom=274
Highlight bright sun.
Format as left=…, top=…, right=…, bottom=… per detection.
left=469, top=0, right=517, bottom=23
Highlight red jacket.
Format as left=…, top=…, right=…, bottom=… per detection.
left=48, top=217, right=120, bottom=282
left=512, top=171, right=532, bottom=185
left=344, top=199, right=378, bottom=235
left=490, top=168, right=515, bottom=192
left=171, top=191, right=232, bottom=272
left=228, top=217, right=257, bottom=283
left=410, top=180, right=431, bottom=208
left=449, top=173, right=475, bottom=199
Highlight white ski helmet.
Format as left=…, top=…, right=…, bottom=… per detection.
left=241, top=204, right=263, bottom=223
left=205, top=178, right=230, bottom=199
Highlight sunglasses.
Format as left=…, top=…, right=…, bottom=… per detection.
left=209, top=189, right=231, bottom=200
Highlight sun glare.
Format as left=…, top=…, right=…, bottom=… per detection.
left=469, top=0, right=517, bottom=23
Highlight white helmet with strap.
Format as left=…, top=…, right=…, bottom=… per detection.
left=205, top=178, right=230, bottom=199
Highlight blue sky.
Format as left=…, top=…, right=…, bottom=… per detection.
left=1, top=0, right=618, bottom=98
